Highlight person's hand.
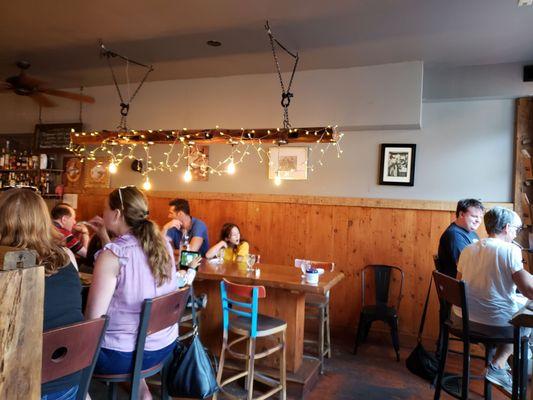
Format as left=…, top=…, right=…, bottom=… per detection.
left=187, top=255, right=202, bottom=270
left=163, top=219, right=181, bottom=233
left=86, top=216, right=110, bottom=244
left=72, top=222, right=89, bottom=235
left=217, top=240, right=228, bottom=249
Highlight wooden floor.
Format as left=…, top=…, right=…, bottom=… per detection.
left=88, top=335, right=515, bottom=399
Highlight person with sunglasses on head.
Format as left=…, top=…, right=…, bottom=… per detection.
left=452, top=207, right=533, bottom=394
left=0, top=189, right=83, bottom=400
left=85, top=186, right=178, bottom=400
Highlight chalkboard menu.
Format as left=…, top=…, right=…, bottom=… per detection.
left=35, top=123, right=82, bottom=152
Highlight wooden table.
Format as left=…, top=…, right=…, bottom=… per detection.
left=194, top=259, right=344, bottom=373
left=510, top=303, right=533, bottom=400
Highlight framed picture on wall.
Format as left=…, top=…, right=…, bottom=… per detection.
left=379, top=143, right=416, bottom=186
left=83, top=158, right=110, bottom=188
left=63, top=156, right=84, bottom=193
left=268, top=146, right=308, bottom=180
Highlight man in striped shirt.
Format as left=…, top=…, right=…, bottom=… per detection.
left=51, top=203, right=89, bottom=257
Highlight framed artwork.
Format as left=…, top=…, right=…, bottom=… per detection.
left=379, top=143, right=416, bottom=186
left=83, top=158, right=110, bottom=188
left=189, top=145, right=209, bottom=181
left=63, top=156, right=84, bottom=193
left=268, top=146, right=308, bottom=180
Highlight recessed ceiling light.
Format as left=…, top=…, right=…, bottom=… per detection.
left=207, top=40, right=222, bottom=47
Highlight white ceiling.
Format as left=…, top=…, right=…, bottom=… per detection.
left=1, top=0, right=532, bottom=88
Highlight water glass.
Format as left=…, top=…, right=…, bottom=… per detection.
left=217, top=247, right=226, bottom=261
left=247, top=254, right=257, bottom=271
left=300, top=260, right=309, bottom=277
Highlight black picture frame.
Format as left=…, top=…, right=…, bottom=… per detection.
left=34, top=123, right=82, bottom=153
left=379, top=143, right=416, bottom=186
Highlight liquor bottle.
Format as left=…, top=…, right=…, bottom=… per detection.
left=10, top=149, right=17, bottom=170
left=4, top=141, right=10, bottom=169
left=0, top=148, right=4, bottom=168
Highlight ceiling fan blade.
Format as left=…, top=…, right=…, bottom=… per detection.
left=19, top=72, right=47, bottom=88
left=40, top=88, right=95, bottom=104
left=30, top=93, right=57, bottom=107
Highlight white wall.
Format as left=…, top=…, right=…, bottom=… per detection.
left=110, top=99, right=514, bottom=202
left=0, top=61, right=514, bottom=202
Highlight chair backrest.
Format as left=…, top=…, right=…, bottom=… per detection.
left=131, top=287, right=191, bottom=380
left=42, top=316, right=108, bottom=399
left=361, top=265, right=404, bottom=309
left=220, top=278, right=266, bottom=338
left=432, top=271, right=469, bottom=333
left=294, top=258, right=335, bottom=272
left=433, top=254, right=440, bottom=270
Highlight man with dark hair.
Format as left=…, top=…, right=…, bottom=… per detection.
left=51, top=202, right=89, bottom=257
left=453, top=207, right=533, bottom=393
left=437, top=198, right=485, bottom=278
left=163, top=198, right=209, bottom=256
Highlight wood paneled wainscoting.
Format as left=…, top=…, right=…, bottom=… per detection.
left=76, top=190, right=510, bottom=342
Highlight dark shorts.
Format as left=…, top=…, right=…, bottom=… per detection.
left=94, top=341, right=176, bottom=375
left=451, top=313, right=516, bottom=339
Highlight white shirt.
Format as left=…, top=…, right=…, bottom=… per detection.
left=453, top=238, right=523, bottom=326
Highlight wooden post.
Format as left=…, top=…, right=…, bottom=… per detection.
left=0, top=247, right=44, bottom=399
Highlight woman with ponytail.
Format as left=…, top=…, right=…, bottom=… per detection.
left=85, top=186, right=177, bottom=400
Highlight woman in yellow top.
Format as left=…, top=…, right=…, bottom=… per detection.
left=206, top=223, right=249, bottom=262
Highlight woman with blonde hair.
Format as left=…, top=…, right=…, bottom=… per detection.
left=0, top=188, right=83, bottom=400
left=85, top=186, right=178, bottom=400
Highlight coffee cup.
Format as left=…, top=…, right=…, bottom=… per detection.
left=305, top=268, right=319, bottom=284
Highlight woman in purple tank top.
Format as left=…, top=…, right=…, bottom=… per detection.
left=85, top=186, right=178, bottom=400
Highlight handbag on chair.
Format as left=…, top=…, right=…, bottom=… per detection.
left=405, top=275, right=439, bottom=382
left=166, top=286, right=219, bottom=399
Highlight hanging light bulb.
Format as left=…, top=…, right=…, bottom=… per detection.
left=226, top=158, right=236, bottom=175
left=274, top=171, right=282, bottom=186
left=142, top=176, right=152, bottom=191
left=108, top=161, right=118, bottom=174
left=184, top=166, right=192, bottom=182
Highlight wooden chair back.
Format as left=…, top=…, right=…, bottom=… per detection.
left=42, top=316, right=108, bottom=399
left=146, top=287, right=190, bottom=335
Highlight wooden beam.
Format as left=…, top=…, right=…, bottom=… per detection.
left=0, top=248, right=44, bottom=399
left=70, top=127, right=340, bottom=146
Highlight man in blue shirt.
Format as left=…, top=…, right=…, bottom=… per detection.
left=163, top=198, right=209, bottom=257
left=437, top=198, right=484, bottom=278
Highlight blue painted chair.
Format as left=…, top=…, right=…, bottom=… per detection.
left=92, top=287, right=190, bottom=400
left=216, top=278, right=287, bottom=400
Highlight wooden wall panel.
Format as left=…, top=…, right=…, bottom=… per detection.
left=77, top=192, right=478, bottom=340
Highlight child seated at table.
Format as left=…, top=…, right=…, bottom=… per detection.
left=205, top=223, right=249, bottom=262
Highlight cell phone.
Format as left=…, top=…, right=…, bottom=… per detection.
left=179, top=250, right=200, bottom=270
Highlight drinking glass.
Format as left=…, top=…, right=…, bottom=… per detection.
left=247, top=254, right=257, bottom=271
left=217, top=247, right=226, bottom=262
left=300, top=260, right=309, bottom=277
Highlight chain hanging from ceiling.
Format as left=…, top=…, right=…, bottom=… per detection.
left=100, top=42, right=154, bottom=132
left=265, top=20, right=299, bottom=140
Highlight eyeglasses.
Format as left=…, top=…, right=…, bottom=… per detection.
left=117, top=185, right=136, bottom=211
left=510, top=225, right=524, bottom=234
left=0, top=185, right=40, bottom=193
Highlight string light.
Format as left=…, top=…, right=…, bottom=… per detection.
left=142, top=176, right=152, bottom=191
left=108, top=161, right=118, bottom=174
left=67, top=126, right=344, bottom=186
left=183, top=166, right=193, bottom=182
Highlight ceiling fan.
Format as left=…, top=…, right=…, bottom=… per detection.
left=0, top=61, right=95, bottom=107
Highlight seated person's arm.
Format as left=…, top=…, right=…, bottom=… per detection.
left=513, top=269, right=533, bottom=299
left=85, top=250, right=120, bottom=319
left=87, top=216, right=111, bottom=246
left=235, top=241, right=249, bottom=262
left=189, top=236, right=204, bottom=252
left=205, top=240, right=227, bottom=259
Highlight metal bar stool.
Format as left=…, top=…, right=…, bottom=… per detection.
left=295, top=259, right=335, bottom=374
left=215, top=278, right=287, bottom=400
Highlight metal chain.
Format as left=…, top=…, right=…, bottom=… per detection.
left=265, top=21, right=299, bottom=130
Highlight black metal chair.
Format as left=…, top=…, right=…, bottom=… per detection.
left=92, top=287, right=190, bottom=400
left=353, top=264, right=404, bottom=361
left=42, top=316, right=108, bottom=400
left=432, top=271, right=521, bottom=400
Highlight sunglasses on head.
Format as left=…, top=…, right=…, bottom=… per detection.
left=117, top=185, right=137, bottom=211
left=0, top=185, right=40, bottom=193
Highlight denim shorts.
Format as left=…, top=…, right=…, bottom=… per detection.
left=94, top=341, right=176, bottom=375
left=41, top=386, right=78, bottom=400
